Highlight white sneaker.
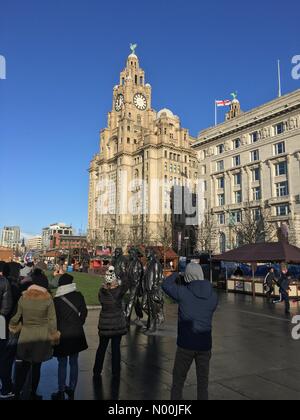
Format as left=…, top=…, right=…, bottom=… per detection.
left=0, top=392, right=15, bottom=400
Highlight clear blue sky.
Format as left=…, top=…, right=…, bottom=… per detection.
left=0, top=0, right=299, bottom=236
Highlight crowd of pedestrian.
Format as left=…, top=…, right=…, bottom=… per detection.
left=0, top=261, right=89, bottom=400
left=0, top=256, right=294, bottom=401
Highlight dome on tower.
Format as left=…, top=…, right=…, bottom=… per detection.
left=157, top=108, right=178, bottom=119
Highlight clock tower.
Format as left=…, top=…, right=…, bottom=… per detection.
left=108, top=48, right=153, bottom=135
left=88, top=46, right=198, bottom=250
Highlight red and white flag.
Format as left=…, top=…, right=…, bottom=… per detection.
left=215, top=100, right=232, bottom=107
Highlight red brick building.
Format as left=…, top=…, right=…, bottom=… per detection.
left=50, top=234, right=88, bottom=250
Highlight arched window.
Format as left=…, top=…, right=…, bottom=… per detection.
left=219, top=233, right=226, bottom=253
left=140, top=76, right=143, bottom=85
left=135, top=75, right=138, bottom=85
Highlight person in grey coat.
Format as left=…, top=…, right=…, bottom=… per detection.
left=162, top=263, right=218, bottom=401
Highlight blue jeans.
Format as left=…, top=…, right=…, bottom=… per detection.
left=57, top=354, right=79, bottom=392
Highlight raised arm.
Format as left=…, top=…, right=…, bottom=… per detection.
left=162, top=273, right=181, bottom=302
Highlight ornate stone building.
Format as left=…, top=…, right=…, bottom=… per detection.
left=192, top=89, right=300, bottom=252
left=88, top=48, right=198, bottom=247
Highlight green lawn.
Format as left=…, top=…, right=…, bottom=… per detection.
left=46, top=271, right=174, bottom=306
left=47, top=272, right=104, bottom=306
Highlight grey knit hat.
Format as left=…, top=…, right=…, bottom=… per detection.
left=184, top=263, right=205, bottom=283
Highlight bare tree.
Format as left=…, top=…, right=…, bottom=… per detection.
left=231, top=203, right=277, bottom=246
left=112, top=226, right=129, bottom=250
left=154, top=221, right=173, bottom=268
left=87, top=229, right=105, bottom=253
left=197, top=209, right=218, bottom=253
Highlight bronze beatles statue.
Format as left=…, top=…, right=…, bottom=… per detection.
left=142, top=248, right=165, bottom=334
left=112, top=248, right=128, bottom=280
left=125, top=248, right=144, bottom=324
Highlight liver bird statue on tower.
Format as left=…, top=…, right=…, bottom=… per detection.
left=130, top=43, right=138, bottom=55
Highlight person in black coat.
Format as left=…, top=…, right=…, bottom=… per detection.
left=0, top=261, right=13, bottom=399
left=93, top=267, right=129, bottom=380
left=52, top=274, right=88, bottom=400
left=264, top=267, right=276, bottom=300
left=273, top=268, right=291, bottom=315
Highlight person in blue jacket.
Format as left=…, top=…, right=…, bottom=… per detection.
left=162, top=263, right=218, bottom=401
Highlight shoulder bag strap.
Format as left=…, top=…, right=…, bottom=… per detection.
left=60, top=296, right=81, bottom=317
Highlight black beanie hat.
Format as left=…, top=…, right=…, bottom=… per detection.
left=58, top=273, right=74, bottom=287
left=32, top=272, right=49, bottom=289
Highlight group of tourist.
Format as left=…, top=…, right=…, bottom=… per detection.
left=0, top=261, right=89, bottom=400
left=3, top=253, right=292, bottom=401
left=0, top=252, right=219, bottom=401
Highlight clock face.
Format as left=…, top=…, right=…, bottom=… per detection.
left=133, top=93, right=147, bottom=111
left=115, top=94, right=124, bottom=112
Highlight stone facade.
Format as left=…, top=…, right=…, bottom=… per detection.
left=192, top=89, right=300, bottom=252
left=88, top=50, right=198, bottom=247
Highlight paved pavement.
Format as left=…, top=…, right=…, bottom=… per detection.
left=37, top=291, right=300, bottom=400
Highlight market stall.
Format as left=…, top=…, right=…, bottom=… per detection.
left=213, top=241, right=300, bottom=298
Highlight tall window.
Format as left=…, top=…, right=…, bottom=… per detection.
left=217, top=144, right=225, bottom=154
left=218, top=194, right=225, bottom=206
left=233, top=155, right=241, bottom=167
left=234, top=172, right=242, bottom=186
left=252, top=208, right=261, bottom=221
left=276, top=181, right=289, bottom=197
left=219, top=233, right=226, bottom=253
left=274, top=142, right=286, bottom=155
left=230, top=211, right=242, bottom=223
left=217, top=213, right=225, bottom=225
left=251, top=150, right=260, bottom=162
left=253, top=187, right=261, bottom=201
left=275, top=161, right=287, bottom=176
left=216, top=160, right=224, bottom=171
left=233, top=138, right=241, bottom=149
left=218, top=177, right=225, bottom=189
left=250, top=131, right=259, bottom=143
left=235, top=190, right=242, bottom=204
left=252, top=168, right=260, bottom=182
left=275, top=122, right=285, bottom=135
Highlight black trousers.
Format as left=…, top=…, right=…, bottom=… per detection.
left=171, top=346, right=212, bottom=401
left=94, top=336, right=122, bottom=376
left=0, top=338, right=16, bottom=394
left=15, top=361, right=42, bottom=396
left=282, top=290, right=290, bottom=313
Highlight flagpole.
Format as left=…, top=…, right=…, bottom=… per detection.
left=215, top=100, right=217, bottom=126
left=278, top=59, right=282, bottom=98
